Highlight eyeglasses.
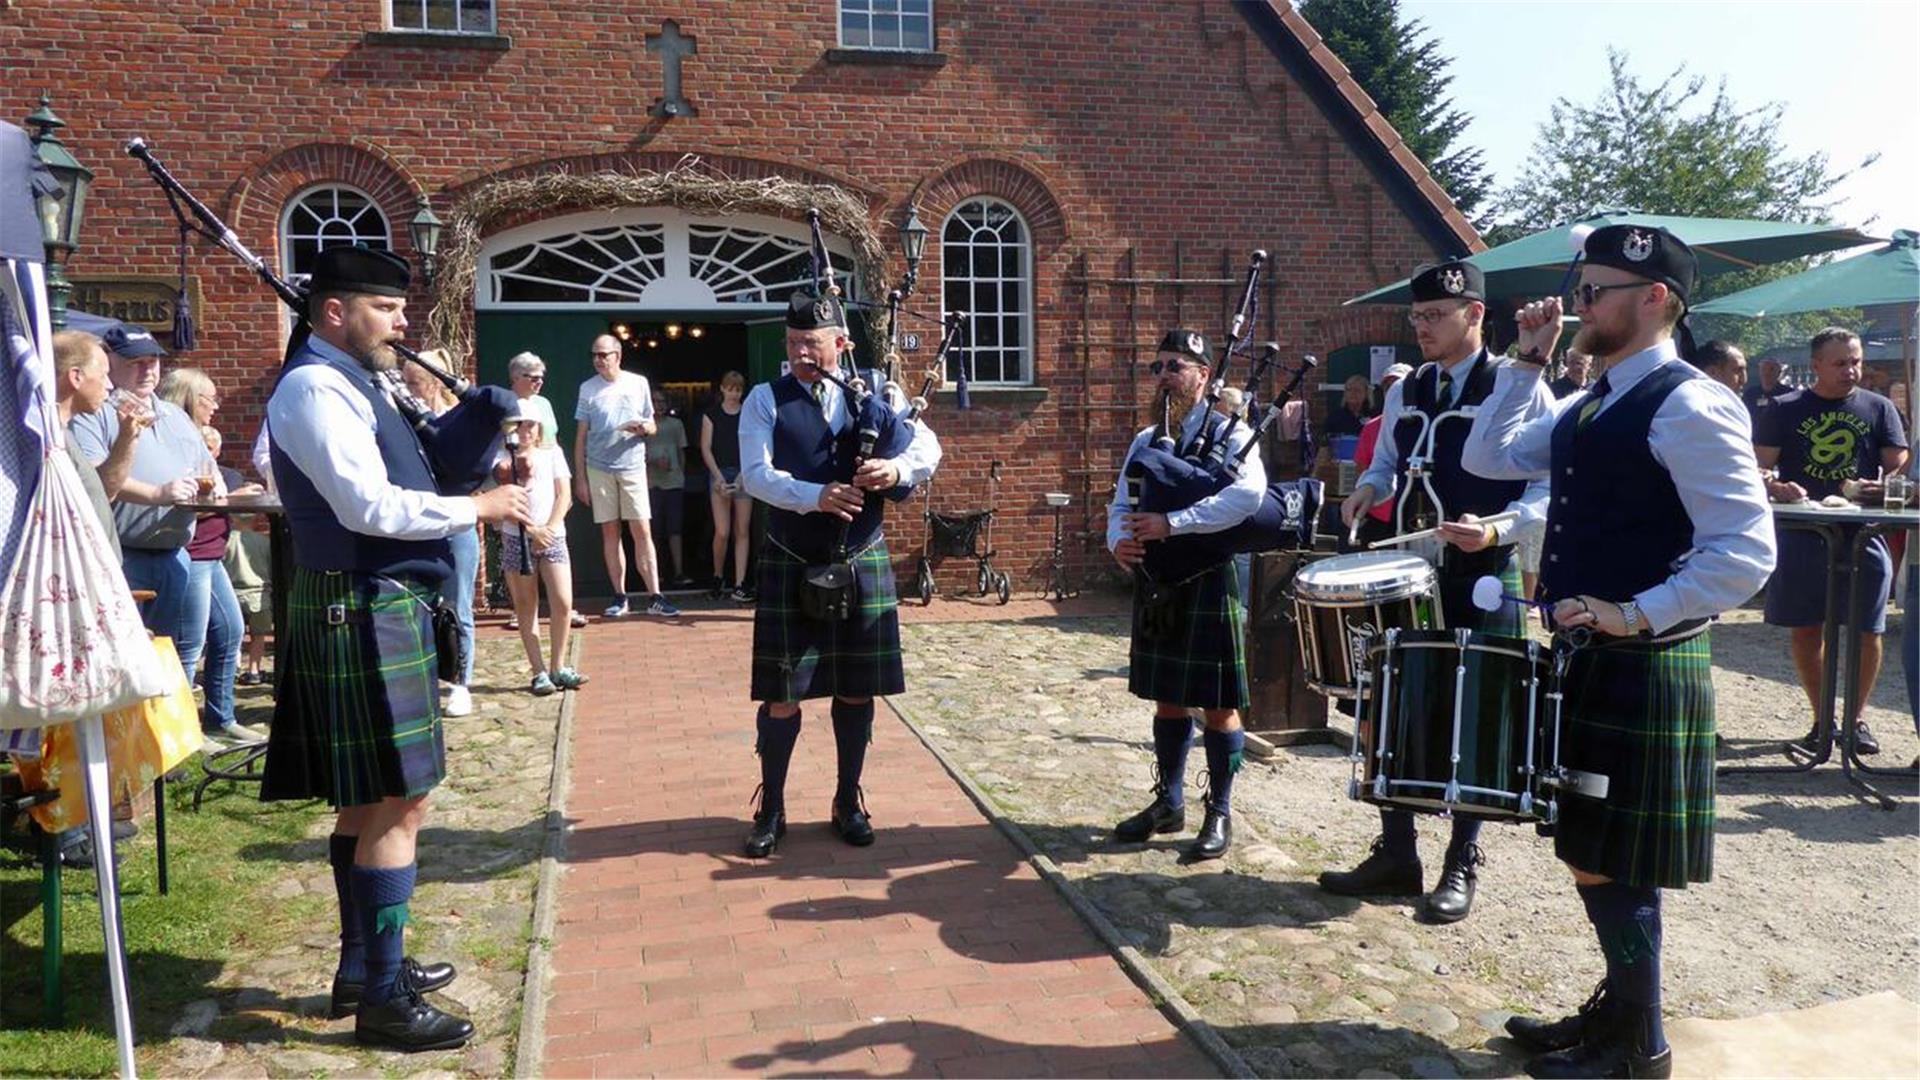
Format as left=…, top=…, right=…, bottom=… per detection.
left=1407, top=307, right=1463, bottom=327
left=1148, top=358, right=1195, bottom=376
left=1569, top=281, right=1651, bottom=308
left=518, top=373, right=546, bottom=383
left=590, top=350, right=620, bottom=358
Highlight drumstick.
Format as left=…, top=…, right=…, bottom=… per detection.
left=1368, top=510, right=1520, bottom=549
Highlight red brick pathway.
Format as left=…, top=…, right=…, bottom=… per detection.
left=539, top=596, right=1215, bottom=1078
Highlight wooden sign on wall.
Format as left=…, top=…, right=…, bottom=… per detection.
left=68, top=274, right=203, bottom=345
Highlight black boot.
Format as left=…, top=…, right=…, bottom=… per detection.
left=1525, top=1003, right=1671, bottom=1079
left=1507, top=980, right=1611, bottom=1052
left=1317, top=837, right=1423, bottom=897
left=830, top=787, right=875, bottom=846
left=743, top=784, right=786, bottom=858
left=1114, top=767, right=1186, bottom=842
left=1186, top=807, right=1231, bottom=860
left=1425, top=841, right=1483, bottom=923
left=330, top=957, right=457, bottom=1019
left=354, top=985, right=474, bottom=1052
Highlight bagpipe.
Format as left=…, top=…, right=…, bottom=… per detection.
left=124, top=138, right=514, bottom=496
left=1123, top=249, right=1324, bottom=584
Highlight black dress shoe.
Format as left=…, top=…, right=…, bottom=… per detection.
left=1852, top=721, right=1881, bottom=756
left=830, top=792, right=875, bottom=847
left=1113, top=792, right=1185, bottom=843
left=1317, top=837, right=1423, bottom=897
left=330, top=958, right=458, bottom=1019
left=1185, top=806, right=1231, bottom=860
left=354, top=987, right=475, bottom=1052
left=1424, top=841, right=1483, bottom=923
left=1507, top=981, right=1611, bottom=1052
left=1525, top=1004, right=1671, bottom=1079
left=743, top=810, right=786, bottom=858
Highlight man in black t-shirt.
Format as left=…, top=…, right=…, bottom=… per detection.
left=1755, top=328, right=1910, bottom=754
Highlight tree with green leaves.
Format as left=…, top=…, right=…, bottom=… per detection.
left=1499, top=50, right=1877, bottom=352
left=1299, top=0, right=1491, bottom=218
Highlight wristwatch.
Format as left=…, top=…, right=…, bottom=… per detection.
left=1619, top=599, right=1647, bottom=638
left=1518, top=347, right=1548, bottom=367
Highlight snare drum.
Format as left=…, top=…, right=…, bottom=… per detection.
left=1352, top=628, right=1552, bottom=822
left=1291, top=551, right=1439, bottom=698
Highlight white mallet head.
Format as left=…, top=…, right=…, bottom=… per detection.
left=1472, top=574, right=1506, bottom=613
left=1568, top=222, right=1596, bottom=254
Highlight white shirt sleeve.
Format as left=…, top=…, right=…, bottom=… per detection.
left=266, top=366, right=478, bottom=541
left=1106, top=430, right=1150, bottom=552
left=250, top=424, right=275, bottom=493
left=1490, top=376, right=1559, bottom=543
left=738, top=383, right=824, bottom=514
left=1462, top=362, right=1564, bottom=481
left=1635, top=380, right=1776, bottom=633
left=1166, top=420, right=1267, bottom=535
left=885, top=418, right=942, bottom=487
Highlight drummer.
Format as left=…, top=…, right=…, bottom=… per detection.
left=1321, top=260, right=1552, bottom=924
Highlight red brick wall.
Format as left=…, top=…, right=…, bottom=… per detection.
left=3, top=0, right=1450, bottom=588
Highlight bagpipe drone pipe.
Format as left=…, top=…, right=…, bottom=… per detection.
left=125, top=138, right=514, bottom=495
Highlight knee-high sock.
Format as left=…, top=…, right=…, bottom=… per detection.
left=329, top=834, right=365, bottom=984
left=1579, top=881, right=1667, bottom=1054
left=1380, top=807, right=1419, bottom=862
left=1200, top=727, right=1244, bottom=813
left=755, top=705, right=802, bottom=816
left=350, top=863, right=417, bottom=1007
left=830, top=699, right=874, bottom=805
left=1152, top=714, right=1195, bottom=809
left=1447, top=814, right=1484, bottom=854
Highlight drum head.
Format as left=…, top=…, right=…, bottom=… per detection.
left=1295, top=551, right=1436, bottom=603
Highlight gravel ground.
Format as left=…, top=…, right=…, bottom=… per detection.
left=896, top=599, right=1918, bottom=1077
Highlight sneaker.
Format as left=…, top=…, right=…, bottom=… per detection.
left=729, top=586, right=753, bottom=603
left=505, top=616, right=520, bottom=631
left=552, top=668, right=589, bottom=690
left=530, top=672, right=556, bottom=696
left=1852, top=721, right=1881, bottom=756
left=602, top=599, right=629, bottom=619
left=237, top=670, right=263, bottom=687
left=203, top=720, right=268, bottom=746
left=443, top=685, right=474, bottom=717
left=568, top=611, right=588, bottom=628
left=646, top=597, right=681, bottom=618
left=710, top=579, right=729, bottom=600
left=737, top=586, right=757, bottom=603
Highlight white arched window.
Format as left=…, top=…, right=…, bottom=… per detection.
left=941, top=198, right=1031, bottom=385
left=280, top=185, right=391, bottom=284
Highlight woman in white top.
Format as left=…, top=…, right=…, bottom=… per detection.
left=495, top=411, right=585, bottom=696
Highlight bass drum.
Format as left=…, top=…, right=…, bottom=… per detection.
left=1290, top=551, right=1439, bottom=699
left=1353, top=629, right=1552, bottom=822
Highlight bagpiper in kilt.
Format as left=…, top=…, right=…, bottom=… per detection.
left=736, top=290, right=941, bottom=859
left=1319, top=258, right=1553, bottom=927
left=1107, top=329, right=1265, bottom=863
left=258, top=245, right=531, bottom=1052
left=1463, top=225, right=1774, bottom=1080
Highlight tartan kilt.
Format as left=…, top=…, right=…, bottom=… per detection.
left=751, top=540, right=905, bottom=703
left=1129, top=560, right=1249, bottom=710
left=1438, top=547, right=1523, bottom=637
left=260, top=569, right=446, bottom=807
left=1553, top=631, right=1716, bottom=889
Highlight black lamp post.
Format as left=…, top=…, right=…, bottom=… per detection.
left=898, top=204, right=929, bottom=293
left=410, top=203, right=443, bottom=288
left=25, top=94, right=94, bottom=330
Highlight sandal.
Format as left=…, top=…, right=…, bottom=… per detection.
left=529, top=672, right=556, bottom=696
left=551, top=668, right=589, bottom=690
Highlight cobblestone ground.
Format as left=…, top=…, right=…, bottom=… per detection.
left=896, top=603, right=1919, bottom=1079
left=154, top=622, right=563, bottom=1079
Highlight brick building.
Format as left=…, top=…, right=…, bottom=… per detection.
left=4, top=0, right=1480, bottom=598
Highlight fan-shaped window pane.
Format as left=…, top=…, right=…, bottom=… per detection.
left=941, top=197, right=1031, bottom=385
left=279, top=186, right=391, bottom=284
left=491, top=224, right=667, bottom=304
left=689, top=224, right=857, bottom=305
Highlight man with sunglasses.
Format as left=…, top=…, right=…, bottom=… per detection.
left=1462, top=225, right=1773, bottom=1079
left=1318, top=260, right=1551, bottom=924
left=1107, top=329, right=1265, bottom=861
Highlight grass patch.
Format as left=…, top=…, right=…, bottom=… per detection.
left=2, top=757, right=329, bottom=1077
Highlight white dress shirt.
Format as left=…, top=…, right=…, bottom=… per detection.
left=738, top=371, right=943, bottom=514
left=1461, top=340, right=1776, bottom=634
left=266, top=336, right=478, bottom=542
left=1106, top=401, right=1267, bottom=552
left=1356, top=350, right=1551, bottom=544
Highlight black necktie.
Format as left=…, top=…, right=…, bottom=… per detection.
left=1437, top=369, right=1455, bottom=409
left=1575, top=373, right=1612, bottom=431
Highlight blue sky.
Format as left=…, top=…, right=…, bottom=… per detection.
left=1399, top=0, right=1918, bottom=243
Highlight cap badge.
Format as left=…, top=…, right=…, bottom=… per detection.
left=813, top=299, right=836, bottom=325
left=1186, top=333, right=1204, bottom=356
left=1439, top=268, right=1466, bottom=295
left=1623, top=229, right=1655, bottom=263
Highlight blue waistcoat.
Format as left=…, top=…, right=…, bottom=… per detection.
left=1390, top=350, right=1528, bottom=528
left=1537, top=362, right=1698, bottom=604
left=271, top=344, right=453, bottom=585
left=765, top=370, right=910, bottom=561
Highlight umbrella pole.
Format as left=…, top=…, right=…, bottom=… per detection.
left=75, top=715, right=138, bottom=1078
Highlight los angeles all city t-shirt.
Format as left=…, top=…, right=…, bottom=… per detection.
left=1755, top=387, right=1909, bottom=499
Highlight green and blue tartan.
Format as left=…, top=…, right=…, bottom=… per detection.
left=751, top=540, right=905, bottom=703
left=1553, top=631, right=1716, bottom=889
left=1128, top=560, right=1250, bottom=710
left=261, top=568, right=446, bottom=807
left=1438, top=549, right=1523, bottom=637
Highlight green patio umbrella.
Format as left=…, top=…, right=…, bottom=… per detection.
left=1692, top=230, right=1919, bottom=316
left=1346, top=210, right=1881, bottom=306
